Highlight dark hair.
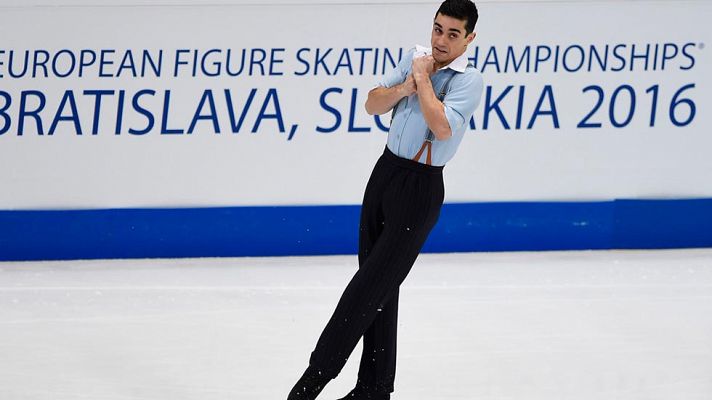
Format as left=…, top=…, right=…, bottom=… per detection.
left=436, top=0, right=479, bottom=35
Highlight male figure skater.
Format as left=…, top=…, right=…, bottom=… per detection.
left=288, top=1, right=483, bottom=399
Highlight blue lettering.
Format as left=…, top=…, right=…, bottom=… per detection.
left=611, top=44, right=627, bottom=72
left=117, top=50, right=137, bottom=77
left=53, top=49, right=75, bottom=78
left=578, top=85, right=604, bottom=128
left=49, top=90, right=82, bottom=135
left=505, top=46, right=529, bottom=73
left=128, top=89, right=155, bottom=135
left=250, top=49, right=267, bottom=76
left=19, top=91, right=46, bottom=135
left=348, top=88, right=370, bottom=132
left=252, top=88, right=284, bottom=133
left=528, top=85, right=559, bottom=129
left=201, top=49, right=221, bottom=77
left=334, top=49, right=353, bottom=76
left=225, top=88, right=257, bottom=133
left=295, top=48, right=310, bottom=76
left=174, top=49, right=190, bottom=77
left=8, top=50, right=28, bottom=78
left=534, top=46, right=551, bottom=73
left=33, top=50, right=49, bottom=78
left=314, top=48, right=333, bottom=75
left=468, top=46, right=478, bottom=70
left=483, top=85, right=512, bottom=130
left=661, top=43, right=679, bottom=70
left=515, top=85, right=525, bottom=130
left=270, top=48, right=285, bottom=76
left=142, top=50, right=162, bottom=77
left=563, top=45, right=585, bottom=72
left=0, top=91, right=11, bottom=135
left=99, top=49, right=115, bottom=78
left=588, top=44, right=608, bottom=72
left=609, top=85, right=636, bottom=128
left=482, top=46, right=501, bottom=73
left=79, top=50, right=96, bottom=78
left=317, top=88, right=342, bottom=133
left=188, top=90, right=220, bottom=134
left=630, top=44, right=651, bottom=71
left=226, top=48, right=246, bottom=76
left=374, top=114, right=389, bottom=132
left=161, top=90, right=184, bottom=135
left=115, top=90, right=126, bottom=134
left=680, top=42, right=696, bottom=70
left=84, top=90, right=114, bottom=135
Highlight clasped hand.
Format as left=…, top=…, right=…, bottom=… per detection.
left=411, top=54, right=437, bottom=79
left=400, top=55, right=436, bottom=97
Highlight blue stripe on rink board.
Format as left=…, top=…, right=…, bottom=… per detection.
left=1, top=198, right=711, bottom=262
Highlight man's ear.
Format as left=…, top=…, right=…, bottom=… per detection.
left=466, top=31, right=477, bottom=45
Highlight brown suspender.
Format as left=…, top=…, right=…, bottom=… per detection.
left=412, top=70, right=458, bottom=165
left=412, top=139, right=433, bottom=165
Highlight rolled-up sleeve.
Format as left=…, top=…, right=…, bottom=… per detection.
left=441, top=69, right=484, bottom=139
left=372, top=47, right=416, bottom=90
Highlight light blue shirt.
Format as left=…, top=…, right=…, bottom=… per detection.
left=376, top=46, right=484, bottom=166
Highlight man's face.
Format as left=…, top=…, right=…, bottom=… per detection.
left=430, top=12, right=476, bottom=65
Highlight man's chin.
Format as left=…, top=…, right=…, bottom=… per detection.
left=433, top=54, right=451, bottom=66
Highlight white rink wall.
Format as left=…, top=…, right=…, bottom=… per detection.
left=0, top=0, right=710, bottom=209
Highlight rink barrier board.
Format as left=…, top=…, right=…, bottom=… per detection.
left=1, top=198, right=711, bottom=261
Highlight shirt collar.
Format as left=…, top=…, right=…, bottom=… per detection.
left=415, top=44, right=469, bottom=73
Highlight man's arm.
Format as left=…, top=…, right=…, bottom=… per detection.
left=364, top=74, right=417, bottom=115
left=413, top=55, right=451, bottom=141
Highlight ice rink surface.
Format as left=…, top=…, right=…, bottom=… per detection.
left=1, top=248, right=711, bottom=400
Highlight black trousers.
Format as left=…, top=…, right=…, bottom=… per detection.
left=308, top=145, right=445, bottom=394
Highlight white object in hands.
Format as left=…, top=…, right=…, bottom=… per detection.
left=413, top=44, right=432, bottom=59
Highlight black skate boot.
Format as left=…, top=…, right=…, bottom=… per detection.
left=288, top=365, right=333, bottom=400
left=336, top=382, right=390, bottom=400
